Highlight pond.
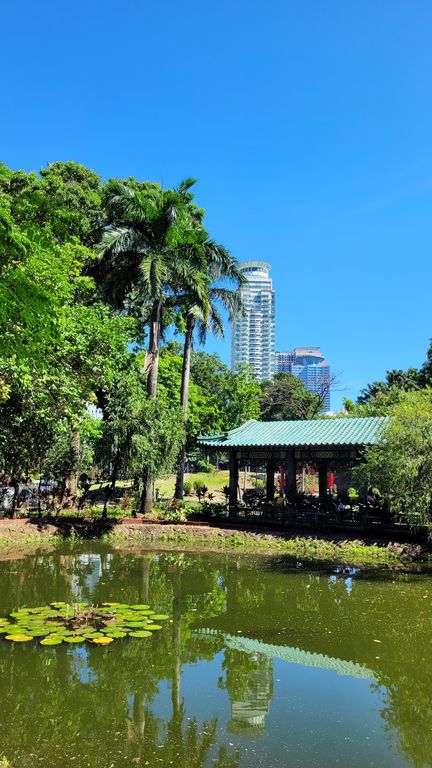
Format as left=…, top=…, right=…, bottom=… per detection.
left=0, top=545, right=431, bottom=768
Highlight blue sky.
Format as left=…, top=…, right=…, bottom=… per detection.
left=2, top=0, right=432, bottom=408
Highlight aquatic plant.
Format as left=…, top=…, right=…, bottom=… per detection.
left=0, top=602, right=169, bottom=646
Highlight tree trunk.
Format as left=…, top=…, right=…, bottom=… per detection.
left=37, top=462, right=42, bottom=518
left=174, top=317, right=194, bottom=500
left=66, top=430, right=80, bottom=501
left=102, top=452, right=120, bottom=517
left=10, top=478, right=19, bottom=519
left=144, top=298, right=163, bottom=398
left=139, top=471, right=154, bottom=516
left=141, top=299, right=163, bottom=513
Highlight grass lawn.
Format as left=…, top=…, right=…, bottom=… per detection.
left=156, top=471, right=229, bottom=500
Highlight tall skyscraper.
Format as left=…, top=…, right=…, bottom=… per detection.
left=231, top=261, right=275, bottom=381
left=275, top=347, right=331, bottom=412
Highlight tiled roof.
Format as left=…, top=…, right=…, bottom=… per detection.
left=198, top=416, right=388, bottom=449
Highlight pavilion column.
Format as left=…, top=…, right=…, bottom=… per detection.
left=285, top=449, right=297, bottom=495
left=266, top=458, right=275, bottom=501
left=318, top=461, right=328, bottom=498
left=229, top=451, right=239, bottom=513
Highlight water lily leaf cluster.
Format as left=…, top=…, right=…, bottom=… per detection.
left=0, top=602, right=168, bottom=646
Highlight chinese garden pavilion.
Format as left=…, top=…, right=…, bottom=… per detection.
left=198, top=416, right=388, bottom=510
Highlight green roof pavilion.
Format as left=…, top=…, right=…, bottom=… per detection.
left=198, top=417, right=388, bottom=509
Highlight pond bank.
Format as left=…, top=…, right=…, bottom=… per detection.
left=0, top=516, right=430, bottom=566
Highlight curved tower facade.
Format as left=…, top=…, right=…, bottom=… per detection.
left=231, top=261, right=275, bottom=381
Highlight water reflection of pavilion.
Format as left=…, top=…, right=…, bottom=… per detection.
left=195, top=629, right=375, bottom=679
left=195, top=628, right=374, bottom=736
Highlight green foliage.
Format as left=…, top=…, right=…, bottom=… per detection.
left=196, top=459, right=215, bottom=473
left=0, top=160, right=103, bottom=246
left=347, top=487, right=359, bottom=502
left=158, top=349, right=260, bottom=450
left=260, top=372, right=321, bottom=420
left=193, top=479, right=209, bottom=498
left=129, top=396, right=185, bottom=484
left=183, top=480, right=193, bottom=496
left=354, top=391, right=432, bottom=531
left=355, top=339, right=432, bottom=413
left=160, top=506, right=187, bottom=523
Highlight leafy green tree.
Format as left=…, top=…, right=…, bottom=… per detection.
left=357, top=368, right=420, bottom=404
left=189, top=352, right=261, bottom=434
left=0, top=198, right=58, bottom=367
left=94, top=363, right=146, bottom=516
left=260, top=372, right=321, bottom=420
left=0, top=162, right=134, bottom=507
left=0, top=160, right=103, bottom=246
left=129, top=396, right=185, bottom=514
left=354, top=390, right=432, bottom=531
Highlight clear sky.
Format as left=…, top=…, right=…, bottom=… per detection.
left=2, top=0, right=432, bottom=408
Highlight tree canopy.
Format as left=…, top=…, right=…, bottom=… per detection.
left=354, top=390, right=432, bottom=531
left=260, top=372, right=322, bottom=420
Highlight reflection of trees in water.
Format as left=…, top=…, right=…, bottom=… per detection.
left=373, top=663, right=432, bottom=768
left=2, top=550, right=432, bottom=767
left=0, top=550, right=237, bottom=768
left=127, top=704, right=240, bottom=768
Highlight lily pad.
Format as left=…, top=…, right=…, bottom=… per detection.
left=104, top=630, right=127, bottom=638
left=123, top=621, right=148, bottom=628
left=1, top=601, right=167, bottom=650
left=128, top=630, right=152, bottom=638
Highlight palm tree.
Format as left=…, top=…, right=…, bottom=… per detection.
left=96, top=179, right=215, bottom=510
left=174, top=262, right=244, bottom=500
left=97, top=179, right=207, bottom=397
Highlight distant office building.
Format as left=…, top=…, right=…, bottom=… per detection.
left=275, top=347, right=331, bottom=412
left=231, top=261, right=275, bottom=381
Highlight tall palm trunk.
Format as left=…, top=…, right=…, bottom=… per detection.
left=174, top=316, right=194, bottom=500
left=141, top=298, right=163, bottom=514
left=145, top=298, right=163, bottom=398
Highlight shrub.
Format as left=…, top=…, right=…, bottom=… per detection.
left=347, top=487, right=359, bottom=502
left=120, top=493, right=133, bottom=512
left=195, top=459, right=215, bottom=473
left=183, top=480, right=193, bottom=496
left=252, top=478, right=264, bottom=490
left=162, top=507, right=186, bottom=523
left=193, top=479, right=207, bottom=493
left=200, top=501, right=227, bottom=517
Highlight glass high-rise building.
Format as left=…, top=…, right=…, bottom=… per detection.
left=275, top=347, right=331, bottom=412
left=231, top=261, right=275, bottom=381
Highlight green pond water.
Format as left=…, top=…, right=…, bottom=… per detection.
left=0, top=545, right=431, bottom=768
